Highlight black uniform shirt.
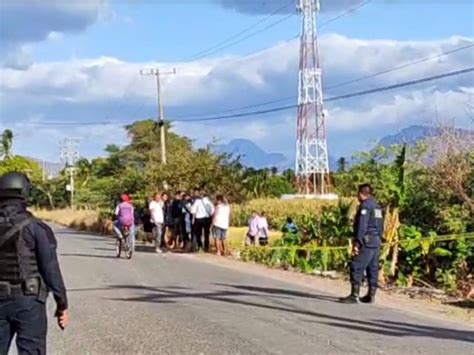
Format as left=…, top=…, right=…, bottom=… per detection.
left=23, top=220, right=68, bottom=311
left=353, top=197, right=384, bottom=248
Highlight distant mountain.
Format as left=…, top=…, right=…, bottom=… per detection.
left=212, top=139, right=340, bottom=171
left=379, top=125, right=473, bottom=147
left=213, top=139, right=290, bottom=169
left=379, top=125, right=436, bottom=147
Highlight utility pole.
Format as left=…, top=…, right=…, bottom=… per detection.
left=140, top=67, right=176, bottom=164
left=60, top=138, right=79, bottom=210
left=295, top=0, right=330, bottom=195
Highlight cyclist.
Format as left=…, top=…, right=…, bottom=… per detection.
left=113, top=194, right=135, bottom=251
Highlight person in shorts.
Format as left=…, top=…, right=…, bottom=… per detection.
left=245, top=211, right=259, bottom=246
left=212, top=195, right=230, bottom=256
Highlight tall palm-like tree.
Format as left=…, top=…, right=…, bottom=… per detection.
left=76, top=158, right=92, bottom=187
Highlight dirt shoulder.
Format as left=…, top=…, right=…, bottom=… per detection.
left=179, top=252, right=474, bottom=327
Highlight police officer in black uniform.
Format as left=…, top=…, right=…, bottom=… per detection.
left=340, top=183, right=383, bottom=304
left=0, top=172, right=69, bottom=354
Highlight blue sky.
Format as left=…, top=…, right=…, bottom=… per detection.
left=1, top=0, right=473, bottom=163
left=32, top=1, right=474, bottom=62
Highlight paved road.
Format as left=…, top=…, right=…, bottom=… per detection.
left=14, top=225, right=474, bottom=355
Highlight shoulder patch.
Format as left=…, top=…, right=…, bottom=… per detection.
left=361, top=209, right=368, bottom=215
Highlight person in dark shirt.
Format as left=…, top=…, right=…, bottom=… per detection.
left=282, top=217, right=298, bottom=234
left=181, top=193, right=193, bottom=249
left=0, top=172, right=68, bottom=354
left=170, top=191, right=183, bottom=249
left=340, top=183, right=384, bottom=304
left=161, top=192, right=170, bottom=250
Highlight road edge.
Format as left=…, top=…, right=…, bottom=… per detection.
left=177, top=252, right=473, bottom=328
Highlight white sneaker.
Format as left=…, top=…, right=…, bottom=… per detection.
left=155, top=247, right=163, bottom=254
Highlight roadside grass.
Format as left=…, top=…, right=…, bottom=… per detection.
left=225, top=227, right=281, bottom=250
left=31, top=208, right=113, bottom=234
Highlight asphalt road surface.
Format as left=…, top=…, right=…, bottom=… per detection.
left=12, top=225, right=474, bottom=355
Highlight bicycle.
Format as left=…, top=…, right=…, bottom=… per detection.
left=115, top=224, right=134, bottom=260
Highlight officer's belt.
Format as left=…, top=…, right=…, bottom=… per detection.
left=0, top=278, right=41, bottom=299
left=8, top=284, right=25, bottom=297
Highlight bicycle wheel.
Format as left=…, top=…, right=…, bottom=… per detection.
left=125, top=234, right=133, bottom=259
left=115, top=238, right=122, bottom=258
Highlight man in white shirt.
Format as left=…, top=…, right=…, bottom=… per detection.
left=149, top=193, right=164, bottom=253
left=191, top=189, right=215, bottom=252
left=212, top=195, right=230, bottom=256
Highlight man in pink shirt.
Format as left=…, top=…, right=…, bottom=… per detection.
left=113, top=194, right=135, bottom=251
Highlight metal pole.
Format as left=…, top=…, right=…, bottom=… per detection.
left=59, top=138, right=79, bottom=209
left=140, top=68, right=175, bottom=165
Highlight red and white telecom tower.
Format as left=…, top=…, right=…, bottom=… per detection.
left=295, top=0, right=330, bottom=195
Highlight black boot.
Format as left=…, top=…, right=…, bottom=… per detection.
left=360, top=287, right=376, bottom=304
left=339, top=284, right=360, bottom=304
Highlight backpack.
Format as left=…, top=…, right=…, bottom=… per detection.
left=118, top=202, right=134, bottom=226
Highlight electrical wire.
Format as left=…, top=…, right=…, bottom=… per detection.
left=185, top=0, right=295, bottom=61
left=172, top=67, right=474, bottom=122
left=22, top=67, right=473, bottom=126
left=173, top=42, right=474, bottom=119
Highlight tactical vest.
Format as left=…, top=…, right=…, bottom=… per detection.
left=0, top=214, right=41, bottom=285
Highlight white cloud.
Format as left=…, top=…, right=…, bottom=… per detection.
left=47, top=31, right=64, bottom=42
left=0, top=0, right=107, bottom=68
left=0, top=0, right=105, bottom=43
left=0, top=34, right=473, bottom=161
left=3, top=46, right=33, bottom=70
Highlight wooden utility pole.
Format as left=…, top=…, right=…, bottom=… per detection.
left=140, top=68, right=176, bottom=164
left=59, top=138, right=79, bottom=210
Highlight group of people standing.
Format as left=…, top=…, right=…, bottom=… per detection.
left=147, top=189, right=231, bottom=255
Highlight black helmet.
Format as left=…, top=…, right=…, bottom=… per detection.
left=0, top=172, right=31, bottom=200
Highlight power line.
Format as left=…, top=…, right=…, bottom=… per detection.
left=326, top=66, right=473, bottom=102
left=188, top=0, right=372, bottom=62
left=173, top=67, right=474, bottom=122
left=63, top=0, right=373, bottom=128
left=185, top=0, right=295, bottom=61
left=23, top=67, right=473, bottom=126
left=170, top=1, right=376, bottom=119
left=102, top=74, right=140, bottom=122
left=173, top=42, right=474, bottom=119
left=318, top=0, right=372, bottom=29
left=327, top=42, right=474, bottom=91
left=98, top=0, right=373, bottom=125
left=191, top=13, right=295, bottom=61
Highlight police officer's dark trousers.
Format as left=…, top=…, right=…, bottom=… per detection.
left=0, top=295, right=47, bottom=355
left=350, top=246, right=380, bottom=289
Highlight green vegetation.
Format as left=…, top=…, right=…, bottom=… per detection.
left=1, top=122, right=472, bottom=296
